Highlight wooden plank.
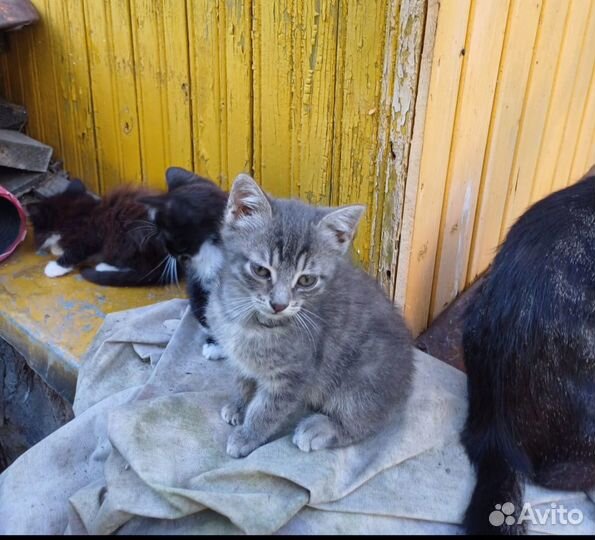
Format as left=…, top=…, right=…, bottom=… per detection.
left=430, top=0, right=509, bottom=320
left=376, top=0, right=427, bottom=291
left=50, top=0, right=99, bottom=192
left=401, top=0, right=470, bottom=335
left=252, top=0, right=294, bottom=196
left=467, top=0, right=542, bottom=283
left=553, top=3, right=595, bottom=188
left=499, top=0, right=570, bottom=240
left=84, top=0, right=142, bottom=192
left=290, top=0, right=339, bottom=206
left=531, top=0, right=591, bottom=201
left=333, top=0, right=389, bottom=267
left=27, top=0, right=63, bottom=163
left=187, top=0, right=223, bottom=185
left=222, top=0, right=252, bottom=190
left=367, top=0, right=399, bottom=278
left=394, top=0, right=440, bottom=311
left=569, top=68, right=595, bottom=181
left=15, top=24, right=43, bottom=146
left=131, top=0, right=192, bottom=189
left=0, top=49, right=12, bottom=103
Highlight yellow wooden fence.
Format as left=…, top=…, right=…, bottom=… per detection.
left=397, top=0, right=595, bottom=335
left=2, top=0, right=595, bottom=336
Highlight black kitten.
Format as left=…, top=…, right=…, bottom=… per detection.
left=141, top=167, right=228, bottom=356
left=461, top=174, right=595, bottom=535
left=27, top=179, right=180, bottom=286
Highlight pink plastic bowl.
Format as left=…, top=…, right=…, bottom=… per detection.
left=0, top=185, right=27, bottom=262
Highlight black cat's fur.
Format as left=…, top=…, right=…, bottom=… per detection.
left=140, top=167, right=228, bottom=326
left=461, top=174, right=595, bottom=534
left=27, top=179, right=180, bottom=286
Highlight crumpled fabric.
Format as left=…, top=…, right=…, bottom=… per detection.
left=1, top=299, right=593, bottom=534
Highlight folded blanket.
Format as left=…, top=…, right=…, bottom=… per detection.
left=1, top=299, right=593, bottom=534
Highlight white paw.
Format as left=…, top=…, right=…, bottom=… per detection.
left=292, top=414, right=338, bottom=452
left=202, top=342, right=226, bottom=361
left=226, top=427, right=261, bottom=458
left=44, top=261, right=72, bottom=278
left=221, top=403, right=244, bottom=426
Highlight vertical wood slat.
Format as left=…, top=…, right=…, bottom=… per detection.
left=290, top=0, right=340, bottom=207
left=222, top=0, right=253, bottom=189
left=13, top=19, right=43, bottom=153
left=401, top=0, right=471, bottom=335
left=530, top=0, right=591, bottom=202
left=83, top=0, right=142, bottom=191
left=376, top=0, right=427, bottom=292
left=393, top=0, right=440, bottom=310
left=499, top=0, right=570, bottom=240
left=23, top=0, right=63, bottom=165
left=130, top=0, right=192, bottom=188
left=54, top=0, right=99, bottom=191
left=252, top=0, right=294, bottom=196
left=334, top=0, right=390, bottom=267
left=553, top=3, right=595, bottom=188
left=466, top=0, right=542, bottom=283
left=186, top=0, right=222, bottom=185
left=569, top=61, right=595, bottom=181
left=430, top=0, right=509, bottom=320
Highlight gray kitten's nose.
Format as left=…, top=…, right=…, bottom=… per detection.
left=270, top=301, right=288, bottom=314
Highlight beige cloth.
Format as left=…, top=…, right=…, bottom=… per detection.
left=0, top=299, right=593, bottom=534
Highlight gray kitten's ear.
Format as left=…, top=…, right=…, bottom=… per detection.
left=225, top=174, right=272, bottom=228
left=318, top=204, right=365, bottom=254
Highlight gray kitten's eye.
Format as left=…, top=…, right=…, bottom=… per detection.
left=251, top=262, right=271, bottom=279
left=297, top=274, right=317, bottom=288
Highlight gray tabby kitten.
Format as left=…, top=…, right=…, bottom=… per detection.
left=206, top=174, right=414, bottom=458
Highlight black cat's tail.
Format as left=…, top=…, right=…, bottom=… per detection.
left=462, top=426, right=527, bottom=535
left=81, top=267, right=162, bottom=287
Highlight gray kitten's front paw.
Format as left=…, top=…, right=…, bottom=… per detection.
left=293, top=413, right=339, bottom=452
left=226, top=427, right=262, bottom=458
left=221, top=403, right=244, bottom=426
left=202, top=342, right=226, bottom=361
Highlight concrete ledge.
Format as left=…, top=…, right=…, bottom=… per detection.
left=0, top=230, right=182, bottom=402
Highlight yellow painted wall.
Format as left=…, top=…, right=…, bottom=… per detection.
left=0, top=0, right=426, bottom=274
left=398, top=0, right=595, bottom=335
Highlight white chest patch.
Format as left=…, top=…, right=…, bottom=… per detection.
left=191, top=239, right=224, bottom=291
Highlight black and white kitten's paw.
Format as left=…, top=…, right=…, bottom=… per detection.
left=202, top=338, right=226, bottom=361
left=293, top=413, right=340, bottom=452
left=221, top=403, right=244, bottom=426
left=44, top=260, right=73, bottom=278
left=226, top=426, right=262, bottom=458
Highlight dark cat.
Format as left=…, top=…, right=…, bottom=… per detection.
left=27, top=179, right=181, bottom=286
left=140, top=167, right=228, bottom=355
left=461, top=174, right=595, bottom=534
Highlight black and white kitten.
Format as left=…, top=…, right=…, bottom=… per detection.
left=140, top=167, right=228, bottom=358
left=27, top=179, right=181, bottom=286
left=461, top=173, right=595, bottom=534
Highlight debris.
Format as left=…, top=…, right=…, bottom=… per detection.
left=0, top=129, right=52, bottom=172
